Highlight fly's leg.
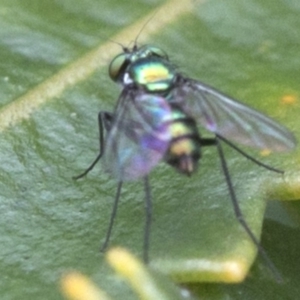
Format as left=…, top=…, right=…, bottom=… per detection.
left=101, top=181, right=123, bottom=252
left=216, top=134, right=284, bottom=174
left=72, top=112, right=152, bottom=262
left=101, top=176, right=152, bottom=264
left=143, top=176, right=152, bottom=263
left=201, top=136, right=283, bottom=282
left=73, top=111, right=121, bottom=253
left=73, top=111, right=113, bottom=180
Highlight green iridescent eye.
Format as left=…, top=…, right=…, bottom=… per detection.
left=148, top=46, right=168, bottom=59
left=109, top=53, right=128, bottom=81
left=139, top=45, right=168, bottom=59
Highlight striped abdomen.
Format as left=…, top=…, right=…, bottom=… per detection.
left=165, top=105, right=201, bottom=175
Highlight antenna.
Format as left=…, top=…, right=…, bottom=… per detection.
left=133, top=7, right=161, bottom=48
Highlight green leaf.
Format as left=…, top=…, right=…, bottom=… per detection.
left=0, top=0, right=300, bottom=299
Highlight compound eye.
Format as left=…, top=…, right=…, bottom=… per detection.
left=108, top=53, right=128, bottom=81
left=148, top=46, right=168, bottom=59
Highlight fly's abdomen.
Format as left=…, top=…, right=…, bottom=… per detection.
left=165, top=106, right=201, bottom=175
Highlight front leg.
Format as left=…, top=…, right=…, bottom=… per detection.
left=73, top=111, right=114, bottom=180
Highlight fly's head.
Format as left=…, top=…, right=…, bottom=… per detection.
left=108, top=45, right=169, bottom=84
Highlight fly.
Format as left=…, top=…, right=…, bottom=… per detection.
left=74, top=44, right=296, bottom=281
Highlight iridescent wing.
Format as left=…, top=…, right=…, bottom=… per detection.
left=172, top=78, right=296, bottom=152
left=103, top=89, right=172, bottom=181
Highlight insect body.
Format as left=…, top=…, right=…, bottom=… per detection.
left=75, top=44, right=296, bottom=279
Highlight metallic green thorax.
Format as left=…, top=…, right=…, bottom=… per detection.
left=110, top=45, right=201, bottom=175
left=128, top=58, right=176, bottom=93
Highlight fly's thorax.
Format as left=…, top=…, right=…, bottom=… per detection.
left=165, top=105, right=201, bottom=175
left=124, top=57, right=176, bottom=93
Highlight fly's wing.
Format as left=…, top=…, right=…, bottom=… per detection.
left=103, top=89, right=172, bottom=181
left=172, top=78, right=296, bottom=152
